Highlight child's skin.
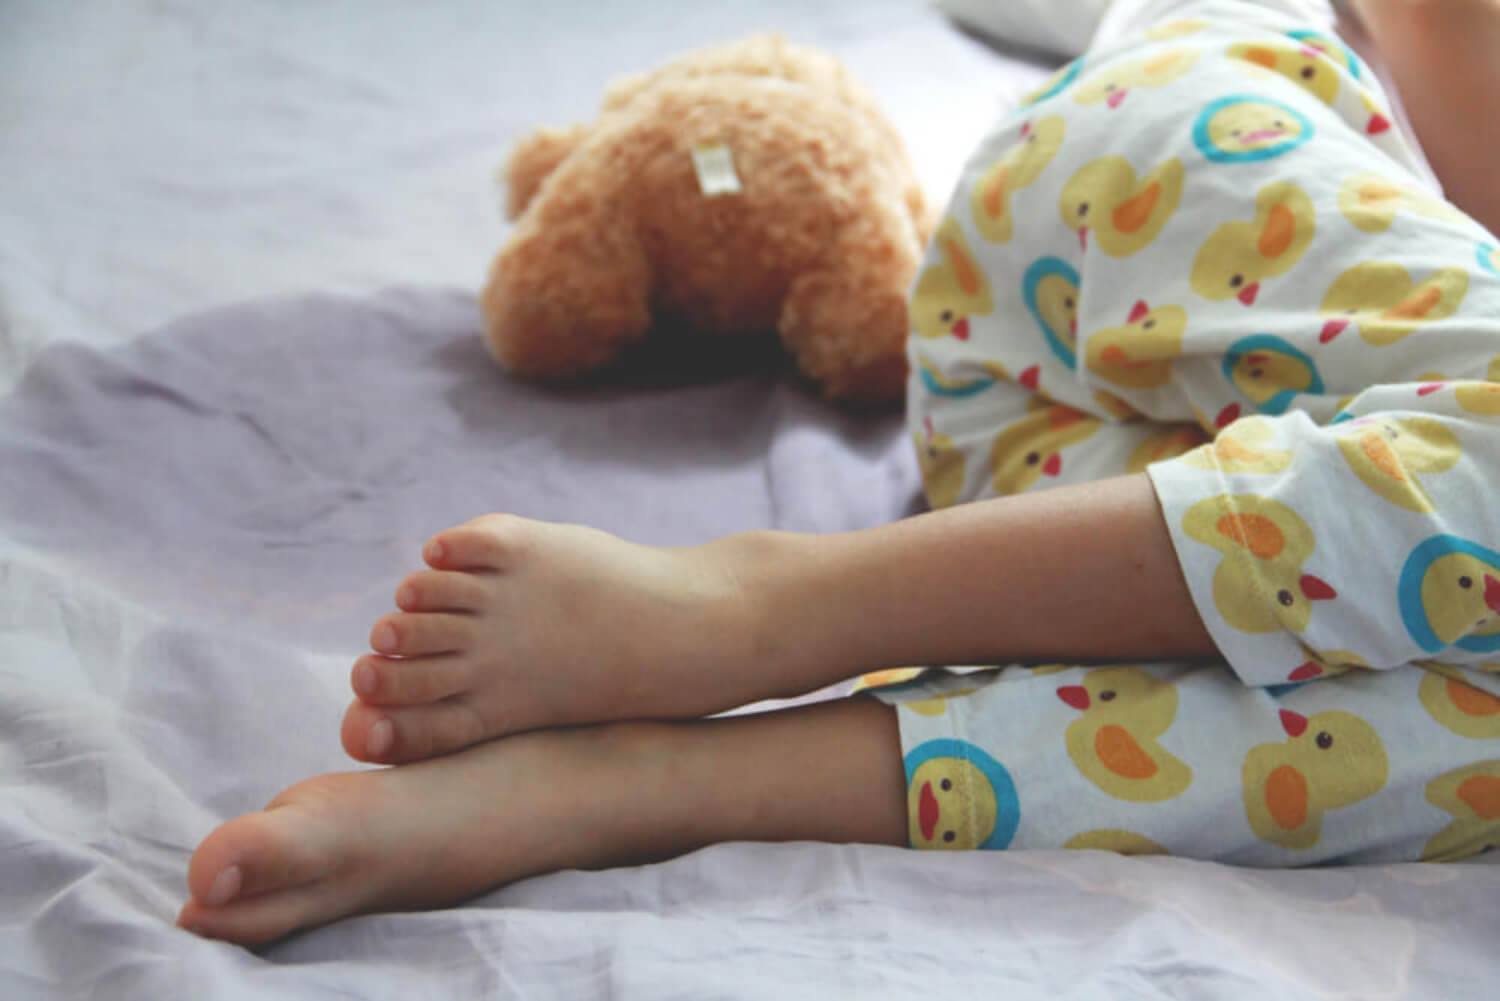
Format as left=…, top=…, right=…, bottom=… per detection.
left=179, top=474, right=1212, bottom=944
left=179, top=0, right=1500, bottom=946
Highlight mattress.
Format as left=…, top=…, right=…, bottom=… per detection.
left=2, top=1, right=1497, bottom=998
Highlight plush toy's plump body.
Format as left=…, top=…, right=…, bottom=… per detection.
left=480, top=35, right=933, bottom=404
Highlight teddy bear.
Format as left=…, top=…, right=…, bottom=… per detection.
left=478, top=34, right=934, bottom=404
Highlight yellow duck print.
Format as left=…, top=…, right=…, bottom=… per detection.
left=1191, top=180, right=1316, bottom=306
left=914, top=416, right=966, bottom=509
left=1242, top=708, right=1388, bottom=851
left=1059, top=157, right=1184, bottom=256
left=989, top=398, right=1102, bottom=494
left=1222, top=334, right=1324, bottom=415
left=1126, top=425, right=1209, bottom=474
left=910, top=217, right=995, bottom=340
left=1228, top=41, right=1340, bottom=104
left=1182, top=494, right=1337, bottom=634
left=1455, top=381, right=1500, bottom=417
left=1318, top=262, right=1469, bottom=346
left=1057, top=667, right=1193, bottom=802
left=1063, top=829, right=1168, bottom=855
left=1177, top=416, right=1293, bottom=474
left=1422, top=760, right=1500, bottom=861
left=1073, top=49, right=1199, bottom=109
left=1084, top=299, right=1186, bottom=389
left=970, top=116, right=1066, bottom=244
left=1332, top=416, right=1460, bottom=513
left=1419, top=663, right=1500, bottom=740
left=1338, top=173, right=1467, bottom=234
left=1400, top=537, right=1500, bottom=654
left=906, top=738, right=1019, bottom=849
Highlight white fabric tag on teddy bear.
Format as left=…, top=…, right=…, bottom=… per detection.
left=691, top=141, right=742, bottom=196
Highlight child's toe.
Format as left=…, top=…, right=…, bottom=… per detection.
left=424, top=515, right=530, bottom=571
left=394, top=570, right=489, bottom=613
left=369, top=612, right=473, bottom=657
left=187, top=799, right=338, bottom=911
left=351, top=653, right=474, bottom=706
left=342, top=699, right=494, bottom=764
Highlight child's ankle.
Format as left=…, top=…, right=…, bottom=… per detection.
left=704, top=529, right=863, bottom=696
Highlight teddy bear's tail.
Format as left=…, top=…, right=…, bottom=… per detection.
left=501, top=126, right=589, bottom=220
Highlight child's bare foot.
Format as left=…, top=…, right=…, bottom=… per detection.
left=180, top=722, right=667, bottom=945
left=340, top=515, right=829, bottom=764
left=180, top=699, right=906, bottom=945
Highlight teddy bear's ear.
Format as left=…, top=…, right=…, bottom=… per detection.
left=502, top=125, right=588, bottom=220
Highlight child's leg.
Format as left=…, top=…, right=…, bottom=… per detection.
left=180, top=696, right=905, bottom=945
left=339, top=475, right=1216, bottom=764
left=1349, top=0, right=1500, bottom=234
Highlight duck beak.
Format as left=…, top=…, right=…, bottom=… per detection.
left=1237, top=282, right=1260, bottom=306
left=1319, top=318, right=1348, bottom=343
left=1107, top=89, right=1128, bottom=109
left=1485, top=575, right=1500, bottom=616
left=1300, top=574, right=1337, bottom=601
left=919, top=781, right=940, bottom=842
left=1057, top=685, right=1089, bottom=710
left=1280, top=709, right=1308, bottom=737
left=1078, top=226, right=1089, bottom=252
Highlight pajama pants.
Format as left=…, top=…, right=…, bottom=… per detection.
left=879, top=0, right=1500, bottom=864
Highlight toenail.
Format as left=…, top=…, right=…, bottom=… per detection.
left=354, top=661, right=378, bottom=698
left=204, top=865, right=241, bottom=907
left=396, top=585, right=415, bottom=607
left=373, top=625, right=397, bottom=653
left=368, top=719, right=394, bottom=757
left=425, top=540, right=444, bottom=562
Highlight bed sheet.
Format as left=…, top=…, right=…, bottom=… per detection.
left=2, top=2, right=1497, bottom=999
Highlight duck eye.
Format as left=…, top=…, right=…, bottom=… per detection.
left=1077, top=202, right=1090, bottom=217
left=1301, top=67, right=1314, bottom=78
left=941, top=778, right=953, bottom=791
left=1274, top=119, right=1285, bottom=128
left=1460, top=576, right=1474, bottom=589
left=1231, top=129, right=1243, bottom=138
left=1315, top=731, right=1334, bottom=750
left=1026, top=451, right=1041, bottom=465
left=1229, top=274, right=1244, bottom=288
left=1143, top=319, right=1155, bottom=329
left=1278, top=589, right=1295, bottom=606
left=940, top=309, right=954, bottom=323
left=1099, top=690, right=1116, bottom=702
left=1064, top=297, right=1075, bottom=309
left=943, top=830, right=956, bottom=842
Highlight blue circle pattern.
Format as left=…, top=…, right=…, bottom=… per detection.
left=1399, top=535, right=1500, bottom=654
left=903, top=738, right=1020, bottom=850
left=1221, top=334, right=1323, bottom=414
left=1284, top=29, right=1361, bottom=79
left=1024, top=59, right=1084, bottom=107
left=1192, top=95, right=1314, bottom=163
left=1023, top=257, right=1080, bottom=370
left=1478, top=243, right=1500, bottom=278
left=919, top=368, right=996, bottom=399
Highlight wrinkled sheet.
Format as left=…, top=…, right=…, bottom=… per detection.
left=2, top=1, right=1497, bottom=999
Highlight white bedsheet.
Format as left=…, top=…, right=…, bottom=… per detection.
left=2, top=2, right=1497, bottom=999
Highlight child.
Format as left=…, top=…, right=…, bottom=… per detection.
left=180, top=0, right=1500, bottom=945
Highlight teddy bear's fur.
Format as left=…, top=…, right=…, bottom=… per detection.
left=479, top=35, right=934, bottom=404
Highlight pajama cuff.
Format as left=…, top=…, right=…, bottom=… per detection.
left=1147, top=454, right=1317, bottom=688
